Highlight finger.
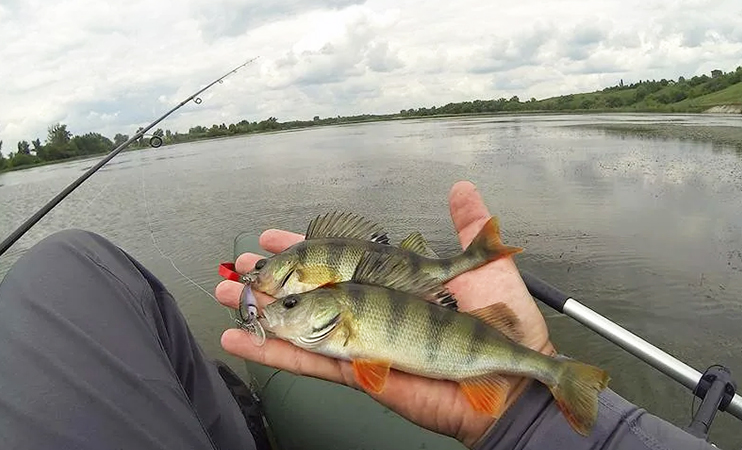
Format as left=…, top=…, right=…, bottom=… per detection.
left=235, top=252, right=266, bottom=274
left=215, top=280, right=277, bottom=309
left=448, top=181, right=493, bottom=249
left=221, top=328, right=351, bottom=386
left=259, top=229, right=304, bottom=254
left=215, top=280, right=242, bottom=309
left=448, top=181, right=492, bottom=248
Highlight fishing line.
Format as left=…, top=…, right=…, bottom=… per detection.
left=71, top=170, right=116, bottom=229
left=136, top=142, right=266, bottom=347
left=137, top=147, right=236, bottom=323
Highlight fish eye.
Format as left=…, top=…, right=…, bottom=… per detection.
left=255, top=259, right=267, bottom=270
left=283, top=295, right=299, bottom=309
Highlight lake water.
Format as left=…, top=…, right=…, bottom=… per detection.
left=1, top=113, right=741, bottom=448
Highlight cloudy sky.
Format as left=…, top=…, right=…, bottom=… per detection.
left=1, top=0, right=741, bottom=149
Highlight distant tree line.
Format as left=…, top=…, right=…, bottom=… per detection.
left=2, top=66, right=741, bottom=173
left=0, top=115, right=390, bottom=172
left=0, top=124, right=117, bottom=172
left=399, top=66, right=742, bottom=115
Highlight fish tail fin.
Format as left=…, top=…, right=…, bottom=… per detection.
left=465, top=217, right=523, bottom=262
left=548, top=360, right=610, bottom=436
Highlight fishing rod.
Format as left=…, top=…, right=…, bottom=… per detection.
left=521, top=271, right=740, bottom=440
left=0, top=57, right=258, bottom=258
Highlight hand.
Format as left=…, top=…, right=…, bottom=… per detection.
left=215, top=181, right=555, bottom=448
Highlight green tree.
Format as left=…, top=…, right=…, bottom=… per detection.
left=153, top=128, right=164, bottom=137
left=71, top=133, right=113, bottom=156
left=605, top=95, right=623, bottom=108
left=17, top=140, right=31, bottom=155
left=47, top=123, right=72, bottom=147
left=135, top=127, right=145, bottom=147
left=0, top=149, right=6, bottom=171
left=189, top=125, right=207, bottom=135
left=113, top=133, right=129, bottom=147
left=8, top=151, right=40, bottom=168
left=32, top=139, right=42, bottom=153
left=43, top=123, right=74, bottom=160
left=579, top=97, right=595, bottom=109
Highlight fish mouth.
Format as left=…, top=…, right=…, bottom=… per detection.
left=241, top=270, right=259, bottom=284
left=256, top=316, right=277, bottom=338
left=259, top=309, right=277, bottom=330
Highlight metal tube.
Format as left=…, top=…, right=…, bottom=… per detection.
left=563, top=298, right=742, bottom=421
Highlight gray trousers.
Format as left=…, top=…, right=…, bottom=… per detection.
left=0, top=229, right=257, bottom=450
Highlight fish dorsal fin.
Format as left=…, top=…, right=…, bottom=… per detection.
left=399, top=232, right=438, bottom=257
left=467, top=303, right=524, bottom=343
left=305, top=211, right=390, bottom=243
left=370, top=232, right=390, bottom=245
left=352, top=251, right=458, bottom=310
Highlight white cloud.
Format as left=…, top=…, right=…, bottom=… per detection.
left=1, top=0, right=741, bottom=152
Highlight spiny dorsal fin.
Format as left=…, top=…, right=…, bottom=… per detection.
left=305, top=211, right=390, bottom=243
left=352, top=251, right=458, bottom=310
left=467, top=303, right=524, bottom=343
left=370, top=232, right=390, bottom=245
left=399, top=232, right=438, bottom=258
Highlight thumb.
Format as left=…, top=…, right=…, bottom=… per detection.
left=448, top=181, right=493, bottom=249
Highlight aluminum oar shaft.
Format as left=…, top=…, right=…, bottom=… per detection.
left=520, top=271, right=742, bottom=422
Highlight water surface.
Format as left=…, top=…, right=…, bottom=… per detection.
left=1, top=113, right=741, bottom=448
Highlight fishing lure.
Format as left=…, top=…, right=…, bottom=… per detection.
left=218, top=262, right=266, bottom=346
left=237, top=282, right=266, bottom=346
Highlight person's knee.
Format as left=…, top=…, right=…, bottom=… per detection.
left=17, top=229, right=125, bottom=271
left=34, top=229, right=109, bottom=254
left=2, top=229, right=120, bottom=298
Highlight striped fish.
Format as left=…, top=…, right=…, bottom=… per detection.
left=248, top=211, right=522, bottom=309
left=259, top=251, right=610, bottom=437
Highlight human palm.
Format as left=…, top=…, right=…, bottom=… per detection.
left=215, top=181, right=554, bottom=448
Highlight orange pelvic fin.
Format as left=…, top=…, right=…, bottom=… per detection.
left=459, top=373, right=510, bottom=416
left=352, top=359, right=392, bottom=394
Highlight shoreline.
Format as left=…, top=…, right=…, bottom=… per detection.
left=3, top=111, right=741, bottom=174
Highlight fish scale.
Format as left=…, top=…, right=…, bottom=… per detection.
left=321, top=284, right=552, bottom=380
left=260, top=249, right=610, bottom=437
left=248, top=212, right=523, bottom=305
